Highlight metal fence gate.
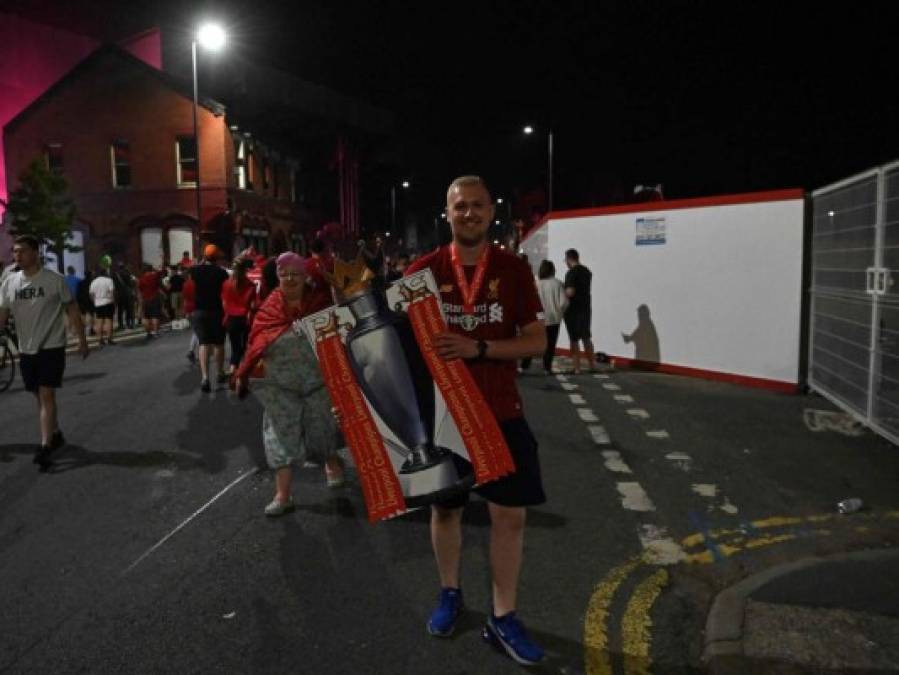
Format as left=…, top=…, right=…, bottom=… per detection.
left=809, top=160, right=899, bottom=444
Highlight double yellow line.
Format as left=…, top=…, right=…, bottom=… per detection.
left=583, top=510, right=899, bottom=674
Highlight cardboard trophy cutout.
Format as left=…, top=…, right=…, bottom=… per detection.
left=300, top=254, right=515, bottom=521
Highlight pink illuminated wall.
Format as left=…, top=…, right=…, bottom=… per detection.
left=0, top=12, right=161, bottom=262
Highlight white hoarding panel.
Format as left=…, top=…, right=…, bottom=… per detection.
left=523, top=192, right=805, bottom=387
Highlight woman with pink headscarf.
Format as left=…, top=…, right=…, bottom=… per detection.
left=233, top=252, right=344, bottom=516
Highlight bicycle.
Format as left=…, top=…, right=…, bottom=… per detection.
left=0, top=328, right=15, bottom=393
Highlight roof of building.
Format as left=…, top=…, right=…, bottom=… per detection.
left=4, top=43, right=225, bottom=136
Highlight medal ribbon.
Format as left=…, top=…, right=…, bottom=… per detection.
left=450, top=243, right=491, bottom=314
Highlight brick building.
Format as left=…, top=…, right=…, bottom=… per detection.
left=4, top=44, right=333, bottom=271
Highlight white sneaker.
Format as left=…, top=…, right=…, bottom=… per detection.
left=264, top=497, right=295, bottom=517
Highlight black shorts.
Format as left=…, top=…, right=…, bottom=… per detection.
left=20, top=347, right=66, bottom=392
left=564, top=308, right=592, bottom=341
left=193, top=310, right=226, bottom=345
left=436, top=417, right=546, bottom=509
left=95, top=304, right=115, bottom=319
left=142, top=296, right=163, bottom=319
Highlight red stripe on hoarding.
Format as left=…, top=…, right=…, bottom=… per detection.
left=317, top=333, right=405, bottom=521
left=555, top=349, right=799, bottom=393
left=407, top=295, right=516, bottom=481
left=521, top=188, right=805, bottom=243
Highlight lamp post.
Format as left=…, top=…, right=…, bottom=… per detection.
left=523, top=125, right=554, bottom=212
left=390, top=179, right=410, bottom=234
left=192, top=23, right=226, bottom=247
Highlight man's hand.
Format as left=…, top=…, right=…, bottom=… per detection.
left=432, top=331, right=478, bottom=361
left=78, top=338, right=90, bottom=359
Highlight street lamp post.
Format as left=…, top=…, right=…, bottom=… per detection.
left=524, top=125, right=554, bottom=213
left=192, top=23, right=225, bottom=248
left=390, top=180, right=410, bottom=235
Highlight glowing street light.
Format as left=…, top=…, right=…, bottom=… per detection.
left=198, top=23, right=226, bottom=50
left=523, top=125, right=534, bottom=135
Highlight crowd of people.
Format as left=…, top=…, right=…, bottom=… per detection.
left=1, top=175, right=599, bottom=668
left=63, top=258, right=193, bottom=344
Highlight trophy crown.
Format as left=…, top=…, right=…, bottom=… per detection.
left=325, top=252, right=376, bottom=298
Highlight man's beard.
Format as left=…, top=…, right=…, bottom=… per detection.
left=453, top=226, right=487, bottom=247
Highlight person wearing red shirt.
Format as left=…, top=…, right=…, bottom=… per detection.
left=221, top=258, right=257, bottom=375
left=405, top=176, right=547, bottom=665
left=303, top=238, right=334, bottom=314
left=137, top=264, right=163, bottom=339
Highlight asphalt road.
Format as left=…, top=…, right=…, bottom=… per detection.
left=1, top=331, right=898, bottom=674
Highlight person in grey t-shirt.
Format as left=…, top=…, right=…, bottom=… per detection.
left=0, top=235, right=89, bottom=469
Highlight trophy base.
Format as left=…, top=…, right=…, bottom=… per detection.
left=400, top=451, right=475, bottom=509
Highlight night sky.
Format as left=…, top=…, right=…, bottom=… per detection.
left=6, top=0, right=899, bottom=224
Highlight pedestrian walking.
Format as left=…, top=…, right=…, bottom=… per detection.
left=137, top=263, right=163, bottom=338
left=405, top=175, right=548, bottom=666
left=76, top=270, right=94, bottom=334
left=112, top=262, right=136, bottom=330
left=0, top=235, right=89, bottom=470
left=190, top=244, right=229, bottom=392
left=535, top=260, right=567, bottom=374
left=89, top=267, right=116, bottom=345
left=64, top=265, right=81, bottom=299
left=221, top=257, right=256, bottom=376
left=166, top=265, right=185, bottom=320
left=232, top=252, right=345, bottom=516
left=563, top=248, right=596, bottom=374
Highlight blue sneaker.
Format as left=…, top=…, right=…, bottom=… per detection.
left=483, top=611, right=545, bottom=666
left=427, top=587, right=463, bottom=636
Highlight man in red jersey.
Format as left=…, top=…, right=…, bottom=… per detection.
left=405, top=176, right=547, bottom=666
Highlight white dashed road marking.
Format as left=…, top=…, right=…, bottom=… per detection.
left=638, top=524, right=686, bottom=565
left=588, top=425, right=611, bottom=445
left=560, top=382, right=578, bottom=391
left=616, top=482, right=656, bottom=512
left=691, top=484, right=741, bottom=514
left=627, top=408, right=650, bottom=419
left=691, top=483, right=719, bottom=498
left=578, top=408, right=599, bottom=422
left=665, top=452, right=693, bottom=471
left=646, top=430, right=670, bottom=439
left=556, top=374, right=569, bottom=382
left=593, top=374, right=610, bottom=380
left=602, top=383, right=622, bottom=391
left=601, top=451, right=633, bottom=474
left=569, top=393, right=586, bottom=405
left=613, top=394, right=635, bottom=403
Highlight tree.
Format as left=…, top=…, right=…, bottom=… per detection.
left=0, top=158, right=78, bottom=272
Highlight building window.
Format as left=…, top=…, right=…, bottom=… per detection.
left=176, top=135, right=197, bottom=187
left=261, top=158, right=270, bottom=192
left=246, top=148, right=255, bottom=191
left=110, top=140, right=131, bottom=188
left=234, top=138, right=247, bottom=190
left=45, top=144, right=63, bottom=174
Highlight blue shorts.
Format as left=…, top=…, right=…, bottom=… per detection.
left=20, top=347, right=66, bottom=392
left=436, top=417, right=546, bottom=509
